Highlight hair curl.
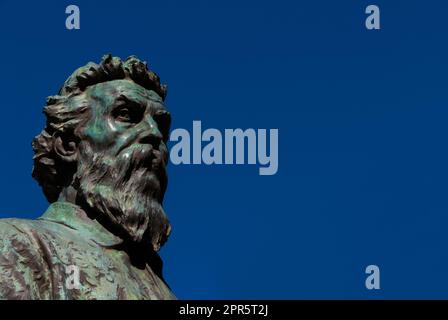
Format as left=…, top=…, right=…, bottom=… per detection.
left=32, top=54, right=167, bottom=203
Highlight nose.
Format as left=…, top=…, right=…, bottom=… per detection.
left=137, top=115, right=163, bottom=147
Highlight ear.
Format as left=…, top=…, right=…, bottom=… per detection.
left=53, top=132, right=78, bottom=163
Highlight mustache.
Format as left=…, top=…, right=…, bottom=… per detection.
left=77, top=141, right=168, bottom=202
left=114, top=144, right=168, bottom=202
left=116, top=145, right=149, bottom=186
left=118, top=144, right=163, bottom=171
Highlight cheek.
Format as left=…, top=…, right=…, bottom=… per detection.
left=81, top=117, right=112, bottom=144
left=81, top=117, right=131, bottom=152
left=80, top=114, right=144, bottom=156
left=112, top=127, right=143, bottom=155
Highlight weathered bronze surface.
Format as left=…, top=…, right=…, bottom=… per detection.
left=0, top=55, right=176, bottom=299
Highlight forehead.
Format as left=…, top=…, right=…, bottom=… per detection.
left=84, top=79, right=164, bottom=108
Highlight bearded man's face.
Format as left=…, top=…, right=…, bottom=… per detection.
left=73, top=79, right=171, bottom=250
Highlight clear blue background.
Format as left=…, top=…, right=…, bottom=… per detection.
left=0, top=0, right=447, bottom=299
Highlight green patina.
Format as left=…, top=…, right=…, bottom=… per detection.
left=0, top=55, right=174, bottom=300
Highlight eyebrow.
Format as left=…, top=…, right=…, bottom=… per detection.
left=116, top=93, right=167, bottom=115
left=116, top=94, right=144, bottom=107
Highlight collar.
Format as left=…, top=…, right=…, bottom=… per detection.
left=38, top=201, right=123, bottom=247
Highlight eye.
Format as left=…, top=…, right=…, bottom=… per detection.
left=113, top=104, right=143, bottom=123
left=115, top=107, right=131, bottom=122
left=153, top=110, right=171, bottom=142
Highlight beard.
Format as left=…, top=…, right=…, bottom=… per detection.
left=75, top=141, right=171, bottom=251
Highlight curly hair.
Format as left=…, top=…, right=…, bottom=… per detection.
left=32, top=54, right=167, bottom=203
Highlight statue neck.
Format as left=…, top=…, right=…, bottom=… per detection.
left=58, top=185, right=79, bottom=204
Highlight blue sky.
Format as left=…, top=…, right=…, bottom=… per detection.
left=0, top=0, right=448, bottom=299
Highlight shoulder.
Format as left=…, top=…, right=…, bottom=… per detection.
left=0, top=217, right=96, bottom=270
left=0, top=218, right=44, bottom=250
left=0, top=218, right=55, bottom=299
left=0, top=216, right=88, bottom=245
left=0, top=217, right=88, bottom=300
left=0, top=217, right=71, bottom=248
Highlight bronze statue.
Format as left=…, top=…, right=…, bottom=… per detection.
left=0, top=55, right=176, bottom=299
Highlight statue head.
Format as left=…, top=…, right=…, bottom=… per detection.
left=32, top=55, right=172, bottom=251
